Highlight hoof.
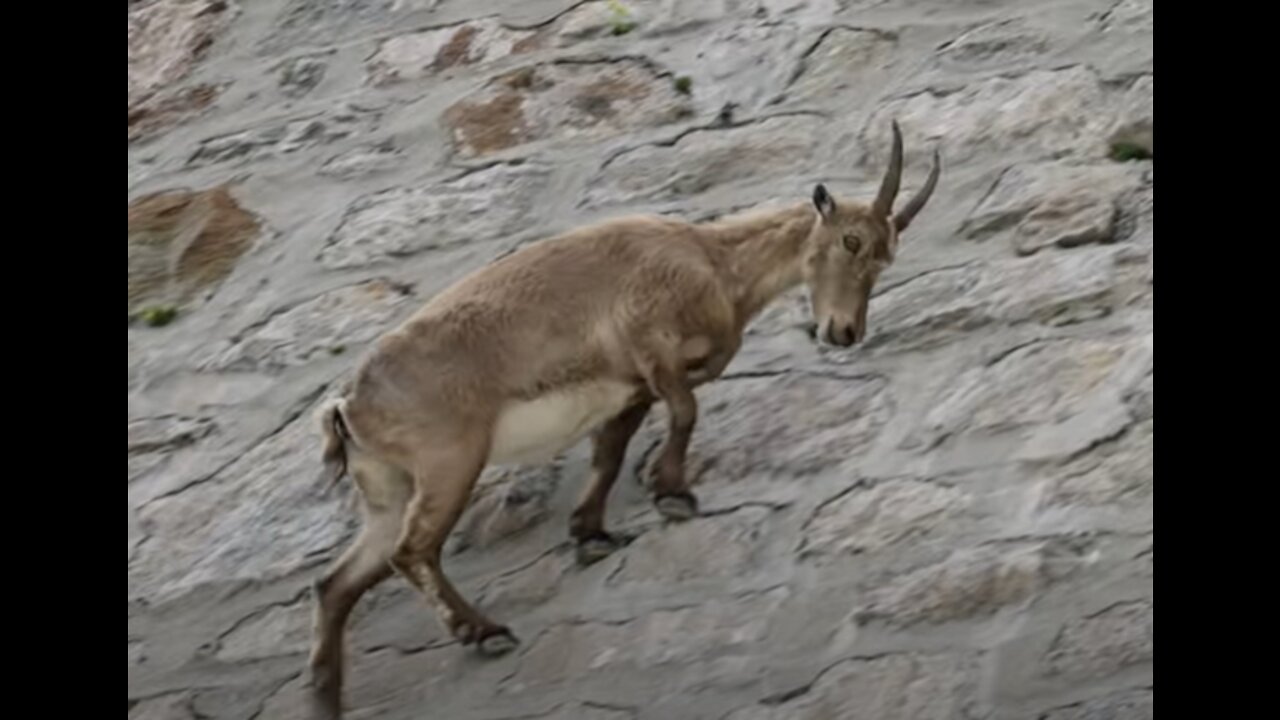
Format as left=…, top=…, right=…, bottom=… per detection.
left=306, top=669, right=341, bottom=720
left=308, top=696, right=341, bottom=720
left=575, top=532, right=620, bottom=566
left=655, top=491, right=698, bottom=521
left=477, top=627, right=519, bottom=657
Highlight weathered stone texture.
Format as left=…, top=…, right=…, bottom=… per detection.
left=368, top=20, right=538, bottom=86
left=319, top=163, right=551, bottom=269
left=197, top=279, right=414, bottom=372
left=128, top=185, right=262, bottom=315
left=726, top=652, right=981, bottom=720
left=584, top=116, right=826, bottom=207
left=861, top=67, right=1121, bottom=166
left=129, top=0, right=1153, bottom=717
left=128, top=0, right=229, bottom=140
left=187, top=104, right=382, bottom=168
left=444, top=60, right=693, bottom=157
left=1044, top=600, right=1154, bottom=680
left=801, top=477, right=968, bottom=558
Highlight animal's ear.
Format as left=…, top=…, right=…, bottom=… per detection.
left=812, top=184, right=836, bottom=220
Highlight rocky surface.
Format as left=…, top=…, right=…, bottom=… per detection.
left=128, top=1, right=1153, bottom=718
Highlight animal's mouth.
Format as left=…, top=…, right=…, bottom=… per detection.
left=805, top=318, right=860, bottom=347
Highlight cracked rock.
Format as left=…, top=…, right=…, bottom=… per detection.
left=444, top=61, right=693, bottom=157
left=319, top=163, right=551, bottom=269
left=583, top=116, right=825, bottom=207
left=197, top=279, right=414, bottom=373
left=727, top=652, right=981, bottom=720
left=801, top=477, right=968, bottom=558
left=914, top=335, right=1152, bottom=460
left=1044, top=601, right=1153, bottom=679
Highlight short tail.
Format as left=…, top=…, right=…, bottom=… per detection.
left=316, top=398, right=351, bottom=491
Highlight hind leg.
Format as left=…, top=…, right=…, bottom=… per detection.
left=642, top=359, right=700, bottom=521
left=391, top=433, right=516, bottom=656
left=308, top=458, right=411, bottom=719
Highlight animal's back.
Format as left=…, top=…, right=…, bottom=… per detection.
left=415, top=216, right=714, bottom=362
left=427, top=215, right=709, bottom=320
left=344, top=215, right=719, bottom=446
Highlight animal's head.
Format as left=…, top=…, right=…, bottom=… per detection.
left=804, top=121, right=940, bottom=347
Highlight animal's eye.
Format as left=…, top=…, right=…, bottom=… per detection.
left=842, top=234, right=861, bottom=253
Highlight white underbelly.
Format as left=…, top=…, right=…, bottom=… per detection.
left=489, top=380, right=638, bottom=466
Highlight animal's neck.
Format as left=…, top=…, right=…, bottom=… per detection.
left=700, top=202, right=814, bottom=325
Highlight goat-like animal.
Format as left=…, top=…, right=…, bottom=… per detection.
left=308, top=122, right=939, bottom=718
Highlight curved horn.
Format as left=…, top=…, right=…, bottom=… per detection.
left=873, top=120, right=904, bottom=216
left=894, top=149, right=941, bottom=232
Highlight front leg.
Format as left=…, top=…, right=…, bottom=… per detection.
left=683, top=333, right=740, bottom=387
left=645, top=362, right=700, bottom=521
left=569, top=401, right=651, bottom=565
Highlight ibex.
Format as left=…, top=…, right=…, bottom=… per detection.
left=308, top=122, right=939, bottom=717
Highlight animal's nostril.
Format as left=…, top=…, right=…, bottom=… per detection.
left=801, top=321, right=818, bottom=339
